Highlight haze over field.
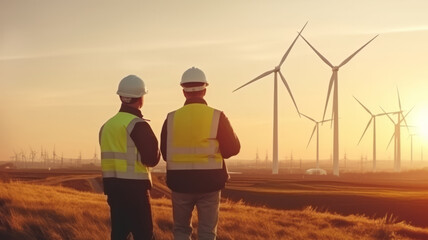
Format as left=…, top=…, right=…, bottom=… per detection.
left=1, top=1, right=428, bottom=165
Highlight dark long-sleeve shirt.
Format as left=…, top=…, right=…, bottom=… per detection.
left=123, top=105, right=160, bottom=168
left=160, top=98, right=240, bottom=193
left=102, top=104, right=160, bottom=195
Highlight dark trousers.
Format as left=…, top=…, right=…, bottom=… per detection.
left=107, top=189, right=154, bottom=240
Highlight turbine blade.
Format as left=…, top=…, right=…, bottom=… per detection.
left=307, top=125, right=317, bottom=149
left=320, top=119, right=332, bottom=124
left=397, top=87, right=402, bottom=111
left=353, top=96, right=372, bottom=115
left=233, top=69, right=275, bottom=92
left=279, top=22, right=308, bottom=67
left=387, top=132, right=395, bottom=150
left=322, top=72, right=335, bottom=121
left=401, top=112, right=407, bottom=127
left=338, top=35, right=378, bottom=68
left=301, top=113, right=316, bottom=123
left=358, top=117, right=372, bottom=145
left=278, top=71, right=300, bottom=115
left=375, top=111, right=396, bottom=117
left=299, top=34, right=334, bottom=68
left=380, top=106, right=395, bottom=124
left=400, top=106, right=415, bottom=131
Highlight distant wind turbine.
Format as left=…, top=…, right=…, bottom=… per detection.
left=299, top=33, right=378, bottom=176
left=233, top=22, right=307, bottom=174
left=409, top=132, right=418, bottom=167
left=353, top=96, right=391, bottom=172
left=301, top=113, right=332, bottom=169
left=381, top=88, right=413, bottom=172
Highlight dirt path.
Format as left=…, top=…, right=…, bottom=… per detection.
left=26, top=174, right=103, bottom=193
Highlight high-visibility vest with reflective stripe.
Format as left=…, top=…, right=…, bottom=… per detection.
left=99, top=112, right=151, bottom=182
left=166, top=104, right=223, bottom=170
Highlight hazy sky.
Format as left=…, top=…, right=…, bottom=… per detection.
left=1, top=0, right=428, bottom=167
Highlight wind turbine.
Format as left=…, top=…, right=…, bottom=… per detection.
left=409, top=132, right=418, bottom=167
left=381, top=88, right=413, bottom=172
left=13, top=151, right=19, bottom=163
left=354, top=96, right=391, bottom=172
left=299, top=34, right=378, bottom=176
left=233, top=23, right=307, bottom=174
left=29, top=148, right=37, bottom=166
left=301, top=113, right=332, bottom=169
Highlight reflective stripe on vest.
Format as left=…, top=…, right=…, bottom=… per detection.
left=99, top=112, right=151, bottom=181
left=166, top=104, right=223, bottom=170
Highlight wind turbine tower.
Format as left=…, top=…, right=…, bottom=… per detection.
left=299, top=34, right=378, bottom=176
left=233, top=23, right=307, bottom=174
left=409, top=133, right=417, bottom=167
left=255, top=148, right=260, bottom=165
left=381, top=89, right=413, bottom=172
left=13, top=151, right=19, bottom=164
left=354, top=96, right=391, bottom=172
left=301, top=113, right=332, bottom=169
left=30, top=148, right=37, bottom=167
left=53, top=146, right=57, bottom=166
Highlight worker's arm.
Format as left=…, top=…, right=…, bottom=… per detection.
left=160, top=118, right=168, bottom=161
left=130, top=122, right=160, bottom=167
left=217, top=112, right=240, bottom=159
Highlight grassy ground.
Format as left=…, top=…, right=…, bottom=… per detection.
left=222, top=170, right=428, bottom=228
left=1, top=181, right=428, bottom=240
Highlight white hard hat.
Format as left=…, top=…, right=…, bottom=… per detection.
left=116, top=75, right=148, bottom=98
left=180, top=67, right=208, bottom=92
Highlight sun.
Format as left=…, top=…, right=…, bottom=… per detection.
left=415, top=107, right=428, bottom=142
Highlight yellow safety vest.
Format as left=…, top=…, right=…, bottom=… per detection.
left=99, top=112, right=151, bottom=181
left=166, top=104, right=223, bottom=170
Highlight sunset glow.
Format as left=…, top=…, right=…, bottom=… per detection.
left=416, top=107, right=428, bottom=142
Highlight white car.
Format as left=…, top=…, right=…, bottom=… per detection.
left=305, top=168, right=327, bottom=175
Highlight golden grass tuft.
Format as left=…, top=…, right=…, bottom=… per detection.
left=1, top=182, right=428, bottom=240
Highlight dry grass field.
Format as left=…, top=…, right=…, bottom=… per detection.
left=222, top=169, right=428, bottom=228
left=1, top=168, right=428, bottom=239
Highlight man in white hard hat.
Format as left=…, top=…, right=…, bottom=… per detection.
left=99, top=75, right=160, bottom=240
left=160, top=67, right=240, bottom=240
